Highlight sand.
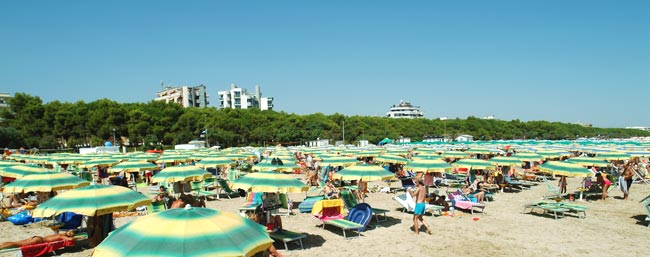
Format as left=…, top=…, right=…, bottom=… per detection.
left=2, top=176, right=649, bottom=257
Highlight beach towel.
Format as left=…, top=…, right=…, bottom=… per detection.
left=21, top=240, right=74, bottom=257
left=619, top=176, right=628, bottom=194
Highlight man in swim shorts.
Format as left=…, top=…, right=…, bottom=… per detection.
left=409, top=179, right=432, bottom=235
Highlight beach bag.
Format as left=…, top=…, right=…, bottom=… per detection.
left=7, top=210, right=34, bottom=225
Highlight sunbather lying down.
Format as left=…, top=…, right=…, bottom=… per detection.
left=0, top=230, right=75, bottom=249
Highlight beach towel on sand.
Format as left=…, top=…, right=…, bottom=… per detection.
left=618, top=176, right=628, bottom=194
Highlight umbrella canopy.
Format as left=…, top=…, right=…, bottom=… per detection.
left=0, top=165, right=47, bottom=178
left=231, top=172, right=308, bottom=193
left=489, top=156, right=523, bottom=166
left=404, top=159, right=453, bottom=173
left=2, top=172, right=90, bottom=193
left=331, top=164, right=394, bottom=181
left=80, top=159, right=121, bottom=169
left=32, top=184, right=151, bottom=217
left=440, top=151, right=469, bottom=159
left=566, top=157, right=610, bottom=167
left=194, top=157, right=234, bottom=169
left=538, top=161, right=593, bottom=177
left=374, top=154, right=409, bottom=165
left=595, top=152, right=632, bottom=161
left=92, top=206, right=273, bottom=257
left=451, top=159, right=496, bottom=170
left=320, top=156, right=359, bottom=167
left=156, top=154, right=192, bottom=164
left=512, top=152, right=544, bottom=162
left=152, top=166, right=212, bottom=183
left=251, top=160, right=300, bottom=173
left=109, top=161, right=158, bottom=173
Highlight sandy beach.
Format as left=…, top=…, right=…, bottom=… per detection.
left=2, top=175, right=649, bottom=257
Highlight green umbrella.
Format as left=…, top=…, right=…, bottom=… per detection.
left=156, top=154, right=192, bottom=164
left=231, top=171, right=308, bottom=193
left=2, top=172, right=90, bottom=193
left=374, top=154, right=409, bottom=165
left=411, top=152, right=441, bottom=160
left=152, top=165, right=212, bottom=183
left=194, top=157, right=234, bottom=169
left=320, top=156, right=360, bottom=167
left=251, top=160, right=300, bottom=173
left=512, top=152, right=544, bottom=162
left=465, top=148, right=500, bottom=155
left=404, top=159, right=453, bottom=173
left=0, top=164, right=47, bottom=178
left=128, top=154, right=161, bottom=162
left=332, top=164, right=394, bottom=181
left=440, top=151, right=469, bottom=159
left=595, top=152, right=632, bottom=161
left=538, top=161, right=593, bottom=177
left=566, top=157, right=610, bottom=167
left=80, top=158, right=121, bottom=169
left=452, top=159, right=495, bottom=170
left=108, top=161, right=158, bottom=173
left=32, top=184, right=151, bottom=217
left=92, top=206, right=273, bottom=257
left=489, top=156, right=523, bottom=166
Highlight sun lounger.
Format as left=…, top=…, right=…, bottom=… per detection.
left=238, top=192, right=263, bottom=214
left=448, top=190, right=486, bottom=215
left=393, top=193, right=443, bottom=216
left=216, top=179, right=241, bottom=199
left=269, top=230, right=307, bottom=251
left=523, top=202, right=570, bottom=220
left=5, top=232, right=89, bottom=257
left=340, top=190, right=389, bottom=222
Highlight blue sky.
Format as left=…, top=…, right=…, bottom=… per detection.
left=1, top=0, right=648, bottom=128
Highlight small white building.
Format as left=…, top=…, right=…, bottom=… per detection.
left=358, top=140, right=369, bottom=147
left=306, top=139, right=329, bottom=147
left=155, top=84, right=209, bottom=108
left=455, top=135, right=474, bottom=142
left=218, top=84, right=274, bottom=110
left=395, top=137, right=411, bottom=143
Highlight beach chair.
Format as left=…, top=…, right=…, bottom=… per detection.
left=448, top=190, right=486, bottom=215
left=523, top=202, right=569, bottom=220
left=190, top=180, right=219, bottom=200
left=216, top=178, right=241, bottom=199
left=542, top=177, right=568, bottom=200
left=269, top=230, right=307, bottom=251
left=298, top=195, right=326, bottom=213
left=51, top=212, right=83, bottom=233
left=202, top=177, right=217, bottom=190
left=312, top=199, right=365, bottom=239
left=642, top=196, right=650, bottom=227
left=239, top=192, right=263, bottom=214
left=340, top=189, right=389, bottom=222
left=393, top=193, right=443, bottom=216
left=272, top=193, right=292, bottom=217
left=14, top=232, right=88, bottom=257
left=148, top=201, right=167, bottom=214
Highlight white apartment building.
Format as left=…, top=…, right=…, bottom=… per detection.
left=0, top=93, right=11, bottom=109
left=155, top=85, right=209, bottom=108
left=218, top=84, right=274, bottom=110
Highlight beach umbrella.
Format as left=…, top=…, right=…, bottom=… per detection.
left=251, top=160, right=300, bottom=173
left=231, top=172, right=308, bottom=193
left=411, top=152, right=441, bottom=160
left=512, top=152, right=544, bottom=162
left=108, top=161, right=158, bottom=173
left=156, top=154, right=192, bottom=164
left=440, top=151, right=469, bottom=159
left=465, top=148, right=501, bottom=155
left=332, top=164, right=394, bottom=181
left=535, top=150, right=571, bottom=160
left=128, top=154, right=160, bottom=162
left=194, top=157, right=234, bottom=169
left=80, top=158, right=120, bottom=169
left=2, top=172, right=90, bottom=193
left=566, top=157, right=610, bottom=167
left=489, top=156, right=523, bottom=166
left=404, top=159, right=453, bottom=173
left=451, top=159, right=496, bottom=170
left=0, top=164, right=47, bottom=178
left=374, top=154, right=409, bottom=164
left=320, top=156, right=360, bottom=167
left=92, top=205, right=273, bottom=257
left=595, top=152, right=632, bottom=161
left=538, top=161, right=593, bottom=177
left=31, top=184, right=151, bottom=217
left=152, top=165, right=212, bottom=183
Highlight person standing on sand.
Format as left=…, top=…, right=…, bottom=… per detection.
left=409, top=180, right=431, bottom=235
left=622, top=163, right=634, bottom=200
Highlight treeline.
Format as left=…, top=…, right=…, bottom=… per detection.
left=1, top=93, right=648, bottom=149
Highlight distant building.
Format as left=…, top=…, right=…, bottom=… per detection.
left=306, top=139, right=329, bottom=147
left=483, top=115, right=495, bottom=120
left=0, top=93, right=10, bottom=109
left=574, top=121, right=592, bottom=127
left=455, top=134, right=474, bottom=142
left=155, top=84, right=209, bottom=108
left=386, top=100, right=424, bottom=118
left=626, top=126, right=650, bottom=131
left=423, top=136, right=447, bottom=143
left=218, top=84, right=274, bottom=110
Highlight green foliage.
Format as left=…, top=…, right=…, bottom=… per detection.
left=1, top=92, right=649, bottom=149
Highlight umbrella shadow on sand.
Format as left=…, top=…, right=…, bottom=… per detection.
left=630, top=214, right=649, bottom=227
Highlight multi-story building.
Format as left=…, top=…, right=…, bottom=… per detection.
left=155, top=85, right=209, bottom=108
left=218, top=84, right=274, bottom=110
left=386, top=100, right=424, bottom=118
left=0, top=93, right=11, bottom=109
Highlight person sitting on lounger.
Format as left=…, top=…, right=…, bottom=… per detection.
left=0, top=231, right=75, bottom=250
left=323, top=180, right=340, bottom=199
left=462, top=180, right=485, bottom=203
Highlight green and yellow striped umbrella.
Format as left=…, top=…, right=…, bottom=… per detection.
left=92, top=206, right=273, bottom=257
left=332, top=164, right=394, bottom=181
left=128, top=154, right=161, bottom=162
left=2, top=172, right=90, bottom=193
left=465, top=148, right=500, bottom=155
left=79, top=158, right=121, bottom=169
left=156, top=154, right=192, bottom=164
left=153, top=166, right=212, bottom=183
left=595, top=152, right=632, bottom=161
left=489, top=156, right=523, bottom=166
left=251, top=160, right=300, bottom=173
left=404, top=159, right=453, bottom=173
left=512, top=152, right=544, bottom=162
left=320, top=156, right=359, bottom=167
left=231, top=172, right=308, bottom=193
left=0, top=164, right=47, bottom=178
left=440, top=151, right=469, bottom=159
left=451, top=159, right=496, bottom=170
left=194, top=157, right=234, bottom=169
left=32, top=184, right=151, bottom=217
left=538, top=161, right=593, bottom=177
left=109, top=161, right=158, bottom=173
left=566, top=157, right=610, bottom=167
left=374, top=154, right=409, bottom=165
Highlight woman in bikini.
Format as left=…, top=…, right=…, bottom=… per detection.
left=595, top=173, right=611, bottom=201
left=0, top=231, right=75, bottom=249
